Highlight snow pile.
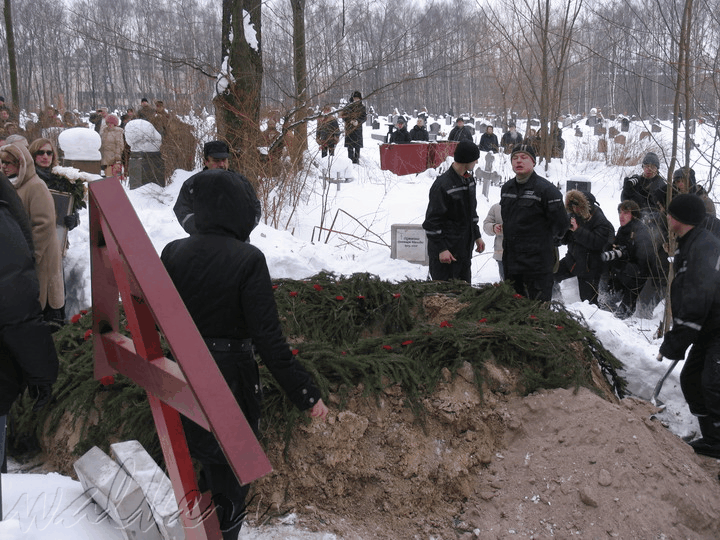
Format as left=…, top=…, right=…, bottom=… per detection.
left=124, top=119, right=162, bottom=152
left=57, top=128, right=101, bottom=160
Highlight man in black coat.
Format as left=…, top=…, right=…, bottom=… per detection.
left=340, top=91, right=367, bottom=164
left=162, top=169, right=328, bottom=539
left=173, top=140, right=261, bottom=236
left=423, top=140, right=485, bottom=283
left=555, top=190, right=614, bottom=304
left=659, top=194, right=720, bottom=459
left=500, top=123, right=523, bottom=154
left=1, top=174, right=58, bottom=417
left=389, top=116, right=412, bottom=144
left=448, top=117, right=473, bottom=142
left=621, top=152, right=665, bottom=215
left=410, top=118, right=429, bottom=142
left=478, top=126, right=499, bottom=153
left=500, top=144, right=570, bottom=301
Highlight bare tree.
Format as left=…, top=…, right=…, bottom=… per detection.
left=3, top=0, right=19, bottom=116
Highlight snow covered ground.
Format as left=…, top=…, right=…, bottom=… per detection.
left=2, top=114, right=715, bottom=538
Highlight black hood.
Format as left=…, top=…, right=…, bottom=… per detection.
left=193, top=169, right=258, bottom=241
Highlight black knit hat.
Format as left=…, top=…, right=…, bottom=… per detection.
left=454, top=141, right=480, bottom=164
left=204, top=140, right=230, bottom=159
left=511, top=144, right=536, bottom=163
left=352, top=90, right=362, bottom=100
left=668, top=194, right=706, bottom=226
left=642, top=152, right=660, bottom=168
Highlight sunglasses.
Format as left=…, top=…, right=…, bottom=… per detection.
left=36, top=150, right=54, bottom=156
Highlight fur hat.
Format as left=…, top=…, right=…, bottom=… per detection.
left=565, top=190, right=591, bottom=220
left=511, top=144, right=536, bottom=163
left=642, top=152, right=660, bottom=168
left=454, top=141, right=480, bottom=164
left=668, top=194, right=706, bottom=226
left=352, top=91, right=362, bottom=100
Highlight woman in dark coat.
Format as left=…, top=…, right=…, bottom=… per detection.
left=0, top=174, right=58, bottom=415
left=28, top=138, right=83, bottom=232
left=340, top=91, right=367, bottom=164
left=554, top=190, right=614, bottom=304
left=161, top=169, right=328, bottom=539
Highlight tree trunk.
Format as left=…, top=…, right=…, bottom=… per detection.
left=214, top=0, right=264, bottom=177
left=3, top=0, right=20, bottom=115
left=291, top=0, right=308, bottom=157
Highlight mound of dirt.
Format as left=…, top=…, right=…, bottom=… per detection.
left=250, top=367, right=720, bottom=539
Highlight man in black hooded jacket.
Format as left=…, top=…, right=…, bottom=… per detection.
left=161, top=169, right=328, bottom=539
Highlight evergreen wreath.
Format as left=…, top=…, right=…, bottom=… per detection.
left=9, top=274, right=626, bottom=468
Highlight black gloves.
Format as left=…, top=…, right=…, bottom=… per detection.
left=28, top=384, right=53, bottom=411
left=64, top=212, right=80, bottom=230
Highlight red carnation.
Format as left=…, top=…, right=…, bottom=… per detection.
left=289, top=291, right=298, bottom=297
left=382, top=345, right=392, bottom=351
left=393, top=293, right=401, bottom=299
left=291, top=349, right=299, bottom=355
left=357, top=295, right=365, bottom=300
left=83, top=329, right=93, bottom=341
left=529, top=315, right=538, bottom=320
left=70, top=313, right=82, bottom=324
left=513, top=293, right=523, bottom=299
left=478, top=318, right=487, bottom=323
left=336, top=295, right=345, bottom=301
left=313, top=284, right=323, bottom=291
left=100, top=375, right=115, bottom=386
left=401, top=340, right=413, bottom=346
left=440, top=321, right=452, bottom=328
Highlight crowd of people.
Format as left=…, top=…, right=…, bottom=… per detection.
left=422, top=137, right=720, bottom=460
left=3, top=91, right=720, bottom=532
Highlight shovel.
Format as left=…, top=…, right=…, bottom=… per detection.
left=651, top=355, right=680, bottom=408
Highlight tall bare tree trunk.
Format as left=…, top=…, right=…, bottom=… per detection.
left=3, top=0, right=20, bottom=116
left=661, top=0, right=694, bottom=337
left=214, top=0, right=264, bottom=176
left=291, top=0, right=308, bottom=157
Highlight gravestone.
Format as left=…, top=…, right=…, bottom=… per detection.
left=609, top=126, right=619, bottom=138
left=567, top=178, right=592, bottom=193
left=575, top=127, right=583, bottom=137
left=640, top=131, right=651, bottom=140
left=391, top=224, right=429, bottom=265
left=621, top=117, right=630, bottom=132
left=651, top=123, right=662, bottom=133
left=594, top=125, right=607, bottom=137
left=484, top=152, right=495, bottom=172
left=597, top=139, right=608, bottom=153
left=614, top=134, right=627, bottom=145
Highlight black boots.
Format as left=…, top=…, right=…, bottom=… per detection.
left=689, top=416, right=720, bottom=459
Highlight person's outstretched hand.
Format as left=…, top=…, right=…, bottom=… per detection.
left=309, top=398, right=329, bottom=420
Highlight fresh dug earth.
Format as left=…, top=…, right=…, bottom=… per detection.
left=249, top=368, right=720, bottom=539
